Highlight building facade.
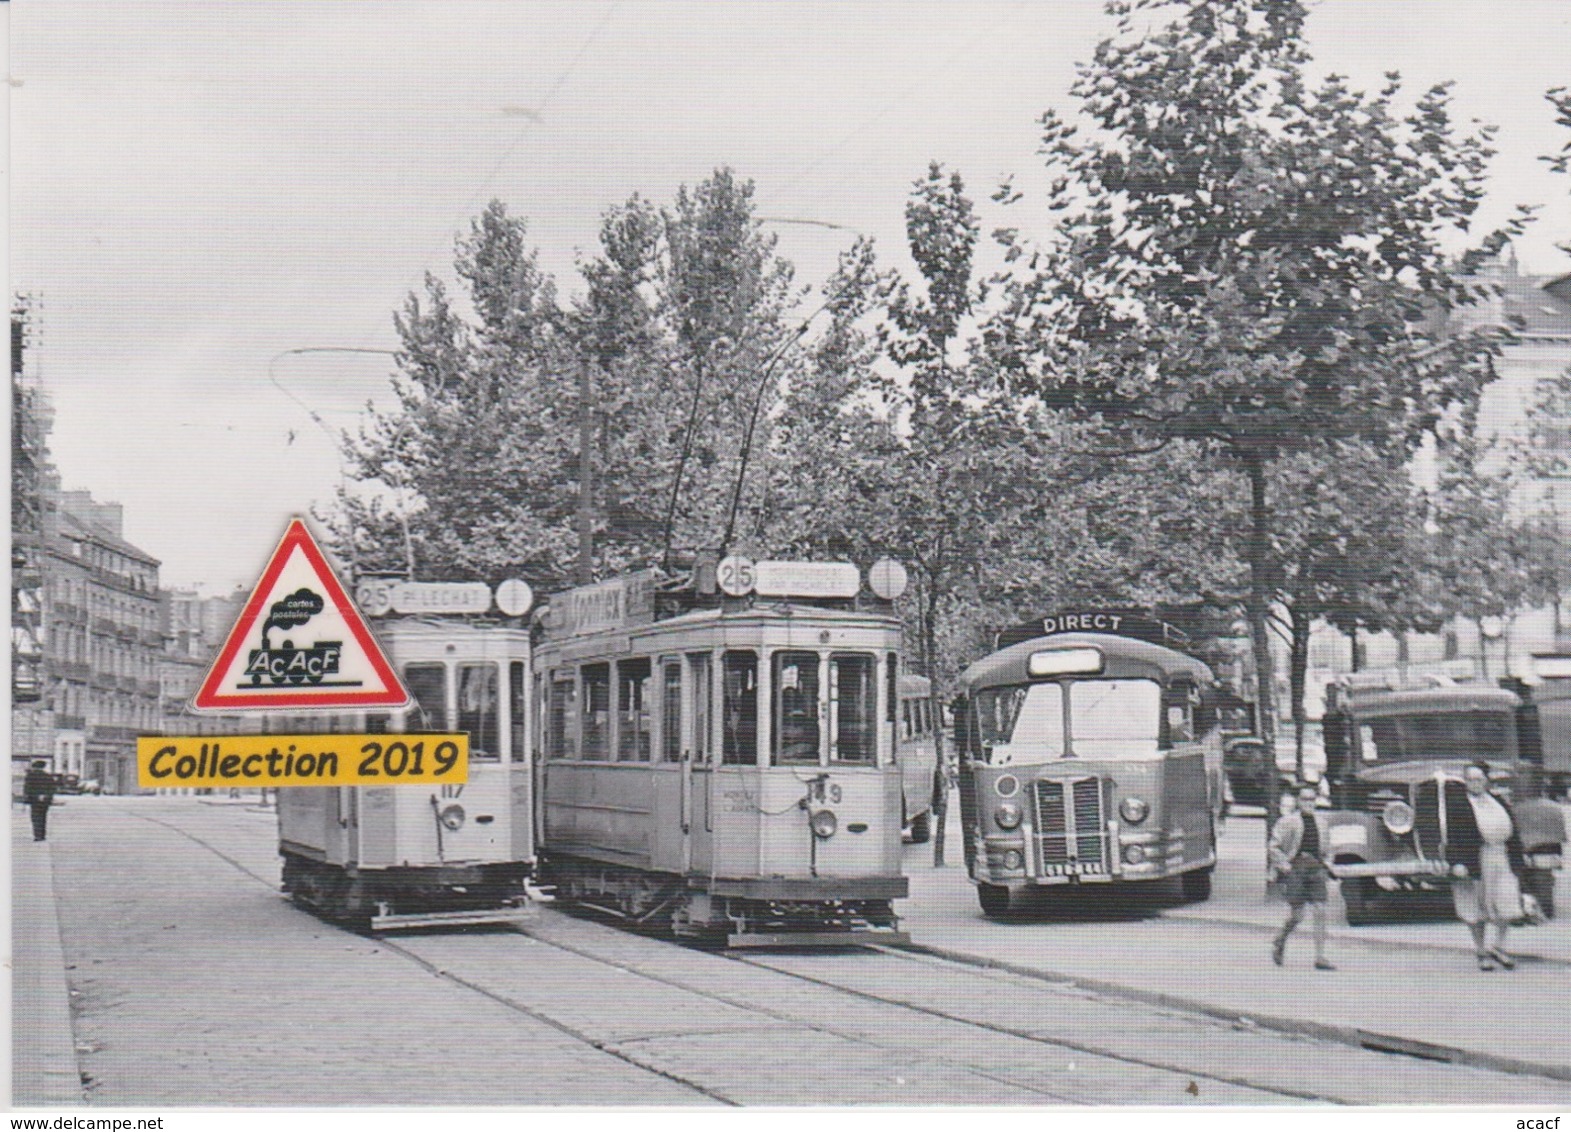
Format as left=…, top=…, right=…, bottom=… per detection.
left=43, top=486, right=164, bottom=794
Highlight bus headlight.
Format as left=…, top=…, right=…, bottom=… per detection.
left=1122, top=844, right=1147, bottom=865
left=1119, top=797, right=1150, bottom=825
left=1002, top=849, right=1024, bottom=870
left=995, top=774, right=1020, bottom=798
left=994, top=803, right=1022, bottom=830
left=1381, top=800, right=1415, bottom=836
left=439, top=804, right=465, bottom=832
left=810, top=809, right=838, bottom=839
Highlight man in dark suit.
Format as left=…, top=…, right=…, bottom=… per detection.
left=23, top=760, right=56, bottom=842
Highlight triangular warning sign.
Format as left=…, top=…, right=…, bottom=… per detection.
left=191, top=518, right=408, bottom=712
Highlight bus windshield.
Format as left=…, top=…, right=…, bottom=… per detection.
left=971, top=679, right=1160, bottom=765
left=1358, top=711, right=1514, bottom=765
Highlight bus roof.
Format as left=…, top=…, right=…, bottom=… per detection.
left=898, top=674, right=932, bottom=697
left=956, top=631, right=1214, bottom=692
left=1337, top=686, right=1521, bottom=718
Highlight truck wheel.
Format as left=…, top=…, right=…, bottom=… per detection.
left=977, top=883, right=1011, bottom=918
left=1181, top=866, right=1213, bottom=902
left=1342, top=877, right=1378, bottom=926
left=908, top=809, right=931, bottom=845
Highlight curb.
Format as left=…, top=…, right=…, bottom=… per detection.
left=895, top=939, right=1571, bottom=1085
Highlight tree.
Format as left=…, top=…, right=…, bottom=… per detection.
left=989, top=0, right=1510, bottom=788
left=336, top=171, right=821, bottom=588
left=1262, top=440, right=1438, bottom=774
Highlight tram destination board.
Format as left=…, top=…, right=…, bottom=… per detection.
left=137, top=733, right=468, bottom=788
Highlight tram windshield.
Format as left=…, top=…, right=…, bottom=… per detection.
left=971, top=678, right=1161, bottom=765
left=1356, top=711, right=1513, bottom=765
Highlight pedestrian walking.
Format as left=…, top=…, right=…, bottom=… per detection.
left=1448, top=760, right=1526, bottom=971
left=23, top=760, right=56, bottom=842
left=1269, top=782, right=1335, bottom=970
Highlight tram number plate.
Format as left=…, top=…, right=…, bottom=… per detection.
left=1042, top=861, right=1103, bottom=876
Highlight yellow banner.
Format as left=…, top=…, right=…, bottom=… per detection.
left=137, top=734, right=469, bottom=788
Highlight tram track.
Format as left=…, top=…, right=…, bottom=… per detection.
left=119, top=801, right=1571, bottom=1105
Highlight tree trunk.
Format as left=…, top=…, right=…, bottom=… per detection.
left=1290, top=606, right=1309, bottom=783
left=1244, top=451, right=1282, bottom=883
left=922, top=579, right=949, bottom=868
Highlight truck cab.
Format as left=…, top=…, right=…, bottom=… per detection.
left=1319, top=671, right=1565, bottom=924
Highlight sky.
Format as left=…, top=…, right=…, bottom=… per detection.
left=11, top=0, right=1571, bottom=593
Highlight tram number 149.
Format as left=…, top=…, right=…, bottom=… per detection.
left=357, top=739, right=462, bottom=779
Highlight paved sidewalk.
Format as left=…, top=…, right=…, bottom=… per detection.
left=11, top=808, right=85, bottom=1106
left=901, top=809, right=1571, bottom=1083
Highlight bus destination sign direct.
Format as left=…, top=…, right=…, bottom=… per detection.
left=995, top=610, right=1190, bottom=652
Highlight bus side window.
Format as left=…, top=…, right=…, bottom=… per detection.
left=901, top=700, right=913, bottom=741
left=723, top=651, right=758, bottom=766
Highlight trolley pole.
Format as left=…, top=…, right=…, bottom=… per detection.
left=576, top=357, right=594, bottom=585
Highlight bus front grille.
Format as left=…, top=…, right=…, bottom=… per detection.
left=1033, top=776, right=1107, bottom=873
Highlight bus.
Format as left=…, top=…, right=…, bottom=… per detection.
left=952, top=611, right=1224, bottom=917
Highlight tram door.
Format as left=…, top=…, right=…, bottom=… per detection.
left=650, top=655, right=686, bottom=872
left=685, top=651, right=715, bottom=875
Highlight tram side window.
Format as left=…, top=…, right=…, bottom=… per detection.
left=774, top=651, right=821, bottom=765
left=662, top=661, right=682, bottom=763
left=831, top=653, right=876, bottom=764
left=404, top=663, right=447, bottom=731
left=509, top=661, right=527, bottom=762
left=548, top=673, right=578, bottom=760
left=582, top=663, right=611, bottom=761
left=458, top=663, right=501, bottom=760
left=689, top=653, right=712, bottom=765
left=617, top=658, right=652, bottom=762
left=722, top=651, right=758, bottom=766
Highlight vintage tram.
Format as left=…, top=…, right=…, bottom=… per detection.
left=276, top=584, right=534, bottom=930
left=531, top=560, right=911, bottom=946
left=952, top=612, right=1225, bottom=917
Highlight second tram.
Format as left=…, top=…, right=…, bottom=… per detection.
left=532, top=562, right=911, bottom=946
left=953, top=612, right=1224, bottom=917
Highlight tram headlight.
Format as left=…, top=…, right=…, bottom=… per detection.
left=810, top=809, right=838, bottom=839
left=439, top=804, right=466, bottom=832
left=994, top=802, right=1022, bottom=830
left=1119, top=797, right=1150, bottom=825
left=1381, top=799, right=1415, bottom=836
left=1122, top=844, right=1147, bottom=865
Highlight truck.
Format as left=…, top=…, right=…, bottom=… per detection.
left=1318, top=667, right=1565, bottom=925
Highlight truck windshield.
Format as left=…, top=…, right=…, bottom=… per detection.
left=1358, top=711, right=1513, bottom=764
left=971, top=679, right=1160, bottom=765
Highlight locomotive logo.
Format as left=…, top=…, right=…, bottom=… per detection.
left=242, top=587, right=356, bottom=688
left=190, top=517, right=407, bottom=713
